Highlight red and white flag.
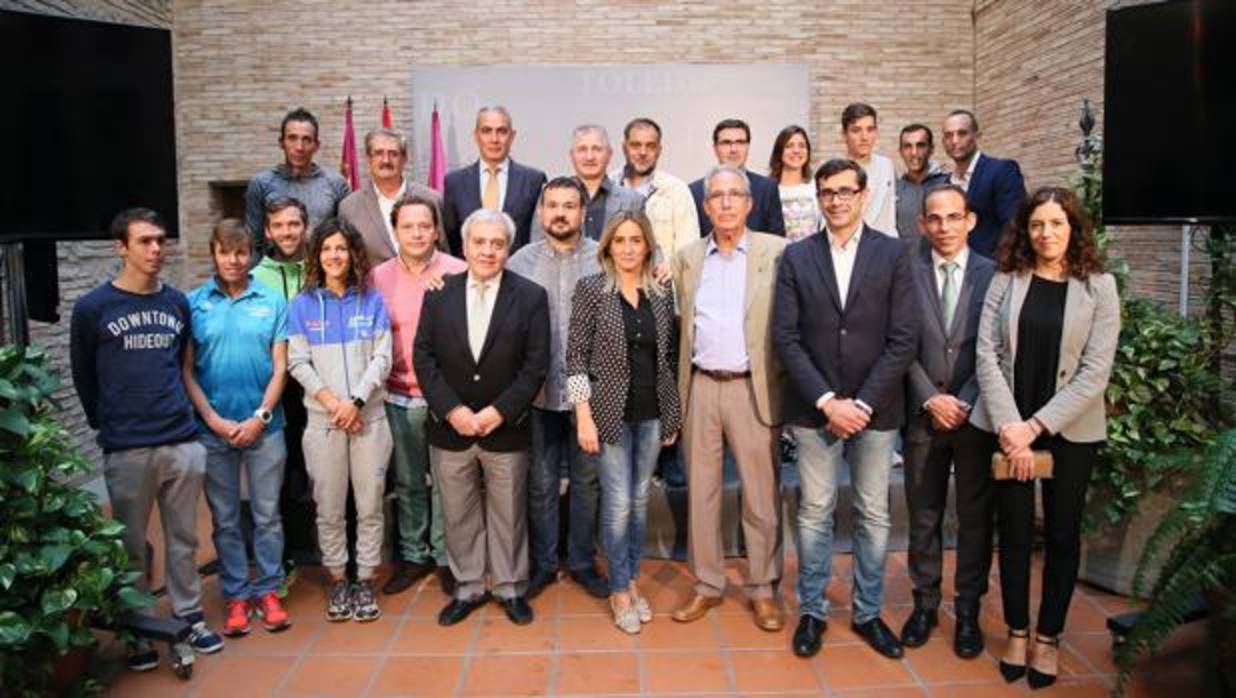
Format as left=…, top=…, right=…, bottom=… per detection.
left=381, top=97, right=393, bottom=129
left=428, top=103, right=447, bottom=193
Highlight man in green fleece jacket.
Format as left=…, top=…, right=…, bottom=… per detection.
left=252, top=196, right=316, bottom=567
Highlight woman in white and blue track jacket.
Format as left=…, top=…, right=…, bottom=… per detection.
left=287, top=217, right=392, bottom=624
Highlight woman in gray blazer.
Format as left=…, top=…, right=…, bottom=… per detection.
left=566, top=211, right=681, bottom=635
left=970, top=187, right=1120, bottom=689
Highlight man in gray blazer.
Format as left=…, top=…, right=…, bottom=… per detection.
left=339, top=128, right=443, bottom=264
left=900, top=185, right=997, bottom=659
left=530, top=125, right=645, bottom=243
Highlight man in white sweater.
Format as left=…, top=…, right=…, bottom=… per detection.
left=841, top=103, right=898, bottom=238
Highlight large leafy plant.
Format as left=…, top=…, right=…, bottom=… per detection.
left=0, top=344, right=152, bottom=697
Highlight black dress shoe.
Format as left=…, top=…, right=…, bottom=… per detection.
left=436, top=566, right=457, bottom=597
left=792, top=615, right=826, bottom=658
left=952, top=605, right=985, bottom=659
left=437, top=592, right=490, bottom=626
left=500, top=596, right=534, bottom=625
left=382, top=560, right=433, bottom=595
left=899, top=607, right=938, bottom=648
left=525, top=568, right=558, bottom=600
left=569, top=567, right=610, bottom=599
left=852, top=617, right=904, bottom=658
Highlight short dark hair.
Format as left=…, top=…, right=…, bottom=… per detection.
left=209, top=218, right=253, bottom=255
left=947, top=109, right=979, bottom=132
left=899, top=123, right=934, bottom=148
left=302, top=217, right=373, bottom=293
left=712, top=118, right=750, bottom=144
left=623, top=117, right=662, bottom=142
left=996, top=186, right=1104, bottom=280
left=541, top=176, right=588, bottom=207
left=813, top=158, right=868, bottom=191
left=389, top=194, right=448, bottom=253
left=841, top=103, right=878, bottom=130
left=922, top=184, right=970, bottom=216
left=280, top=107, right=319, bottom=140
left=263, top=196, right=308, bottom=232
left=109, top=207, right=166, bottom=243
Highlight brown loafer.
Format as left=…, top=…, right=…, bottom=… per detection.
left=752, top=597, right=784, bottom=631
left=671, top=592, right=722, bottom=623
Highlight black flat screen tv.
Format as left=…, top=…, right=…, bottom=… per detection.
left=0, top=10, right=177, bottom=241
left=1103, top=0, right=1235, bottom=225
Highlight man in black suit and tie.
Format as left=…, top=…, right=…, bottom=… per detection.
left=413, top=208, right=551, bottom=627
left=942, top=110, right=1025, bottom=258
left=899, top=184, right=998, bottom=659
left=772, top=159, right=917, bottom=660
left=690, top=118, right=786, bottom=238
left=442, top=106, right=548, bottom=255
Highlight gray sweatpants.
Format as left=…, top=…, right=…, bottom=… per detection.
left=303, top=419, right=393, bottom=580
left=103, top=440, right=207, bottom=618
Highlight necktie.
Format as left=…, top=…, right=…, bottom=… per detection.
left=482, top=166, right=499, bottom=210
left=940, top=261, right=959, bottom=330
left=469, top=281, right=489, bottom=361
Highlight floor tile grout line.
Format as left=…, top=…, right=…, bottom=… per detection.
left=269, top=597, right=330, bottom=696
left=358, top=596, right=416, bottom=698
left=451, top=596, right=487, bottom=698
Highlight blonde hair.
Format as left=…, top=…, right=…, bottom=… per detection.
left=596, top=211, right=665, bottom=296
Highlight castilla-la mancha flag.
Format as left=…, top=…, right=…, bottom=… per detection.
left=428, top=104, right=447, bottom=193
left=340, top=96, right=360, bottom=191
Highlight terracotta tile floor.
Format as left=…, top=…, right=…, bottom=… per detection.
left=96, top=540, right=1204, bottom=697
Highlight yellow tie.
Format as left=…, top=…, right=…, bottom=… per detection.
left=482, top=166, right=499, bottom=210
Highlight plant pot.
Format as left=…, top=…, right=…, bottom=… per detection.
left=1080, top=489, right=1178, bottom=595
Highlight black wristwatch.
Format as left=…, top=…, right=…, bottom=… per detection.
left=351, top=396, right=365, bottom=409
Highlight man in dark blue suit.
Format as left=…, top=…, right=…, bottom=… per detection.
left=690, top=119, right=786, bottom=237
left=772, top=159, right=917, bottom=660
left=442, top=106, right=548, bottom=256
left=941, top=110, right=1025, bottom=258
left=899, top=185, right=997, bottom=659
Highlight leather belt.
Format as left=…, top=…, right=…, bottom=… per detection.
left=694, top=367, right=751, bottom=381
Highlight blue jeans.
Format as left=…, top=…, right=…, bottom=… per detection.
left=201, top=430, right=287, bottom=599
left=598, top=419, right=661, bottom=592
left=792, top=426, right=897, bottom=623
left=528, top=408, right=598, bottom=574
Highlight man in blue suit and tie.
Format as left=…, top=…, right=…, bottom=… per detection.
left=942, top=110, right=1025, bottom=258
left=443, top=106, right=548, bottom=256
left=690, top=119, right=786, bottom=238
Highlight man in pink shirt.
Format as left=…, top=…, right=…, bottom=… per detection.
left=370, top=194, right=467, bottom=596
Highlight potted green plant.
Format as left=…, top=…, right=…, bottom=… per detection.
left=1114, top=428, right=1236, bottom=697
left=0, top=344, right=153, bottom=697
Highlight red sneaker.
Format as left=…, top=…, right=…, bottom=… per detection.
left=255, top=592, right=291, bottom=632
left=222, top=598, right=251, bottom=637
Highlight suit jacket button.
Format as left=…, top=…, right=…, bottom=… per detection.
left=473, top=374, right=481, bottom=382
left=840, top=328, right=847, bottom=336
left=936, top=381, right=945, bottom=388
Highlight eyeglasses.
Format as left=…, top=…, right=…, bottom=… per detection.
left=716, top=138, right=749, bottom=148
left=817, top=187, right=862, bottom=202
left=705, top=190, right=750, bottom=203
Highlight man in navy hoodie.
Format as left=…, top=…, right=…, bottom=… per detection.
left=70, top=208, right=224, bottom=671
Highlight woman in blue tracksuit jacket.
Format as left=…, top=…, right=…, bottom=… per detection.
left=287, top=217, right=392, bottom=624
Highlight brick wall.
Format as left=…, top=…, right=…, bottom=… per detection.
left=973, top=0, right=1206, bottom=308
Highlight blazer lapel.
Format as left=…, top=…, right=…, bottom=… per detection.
left=1006, top=271, right=1031, bottom=361
left=809, top=232, right=843, bottom=313
left=1060, top=276, right=1092, bottom=363
left=916, top=247, right=947, bottom=337
left=743, top=231, right=767, bottom=314
left=947, top=260, right=980, bottom=340
left=364, top=187, right=396, bottom=258
left=464, top=162, right=483, bottom=211
left=843, top=227, right=878, bottom=312
left=446, top=279, right=475, bottom=367
left=502, top=161, right=521, bottom=217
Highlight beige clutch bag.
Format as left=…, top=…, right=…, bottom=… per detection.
left=991, top=450, right=1054, bottom=480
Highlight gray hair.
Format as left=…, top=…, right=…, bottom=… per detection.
left=461, top=208, right=516, bottom=245
left=475, top=105, right=513, bottom=129
left=364, top=128, right=407, bottom=156
left=571, top=124, right=611, bottom=148
left=702, top=164, right=751, bottom=198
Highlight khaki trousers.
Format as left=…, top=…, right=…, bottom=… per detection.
left=682, top=372, right=780, bottom=599
left=430, top=445, right=529, bottom=600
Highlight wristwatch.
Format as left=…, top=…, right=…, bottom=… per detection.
left=253, top=408, right=273, bottom=425
left=352, top=396, right=365, bottom=409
